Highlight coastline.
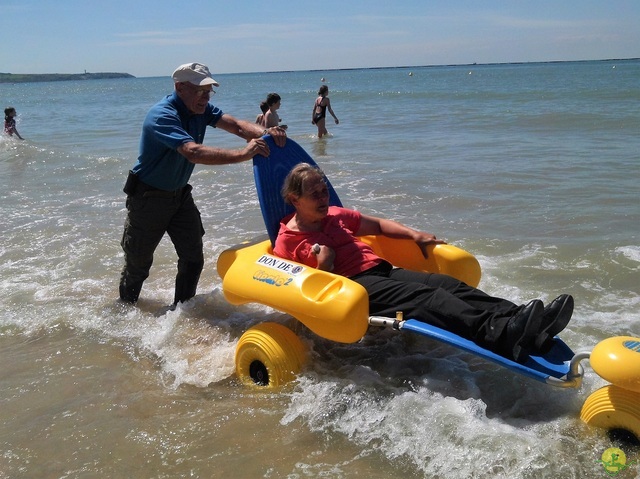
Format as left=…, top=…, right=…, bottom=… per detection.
left=3, top=58, right=636, bottom=82
left=0, top=72, right=135, bottom=83
left=213, top=57, right=640, bottom=76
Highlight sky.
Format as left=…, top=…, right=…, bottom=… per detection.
left=1, top=0, right=638, bottom=77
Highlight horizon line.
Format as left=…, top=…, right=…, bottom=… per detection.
left=143, top=57, right=640, bottom=79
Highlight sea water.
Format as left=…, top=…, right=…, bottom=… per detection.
left=1, top=60, right=639, bottom=478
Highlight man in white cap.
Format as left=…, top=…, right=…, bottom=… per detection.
left=119, top=62, right=287, bottom=306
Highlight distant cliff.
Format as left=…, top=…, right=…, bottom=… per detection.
left=0, top=72, right=135, bottom=83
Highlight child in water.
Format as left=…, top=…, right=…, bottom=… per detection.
left=264, top=93, right=287, bottom=130
left=255, top=101, right=268, bottom=126
left=4, top=107, right=24, bottom=140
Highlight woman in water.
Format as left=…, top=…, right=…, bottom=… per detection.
left=311, top=85, right=338, bottom=138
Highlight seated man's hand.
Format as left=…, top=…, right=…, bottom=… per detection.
left=414, top=232, right=446, bottom=258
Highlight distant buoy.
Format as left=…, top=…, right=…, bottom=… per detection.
left=408, top=72, right=413, bottom=76
left=468, top=71, right=473, bottom=75
left=320, top=77, right=326, bottom=82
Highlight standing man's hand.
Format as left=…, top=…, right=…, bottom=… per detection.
left=245, top=138, right=270, bottom=158
left=264, top=126, right=287, bottom=147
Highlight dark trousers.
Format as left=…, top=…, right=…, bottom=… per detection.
left=351, top=262, right=520, bottom=350
left=119, top=183, right=205, bottom=304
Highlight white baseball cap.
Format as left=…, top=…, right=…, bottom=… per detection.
left=172, top=62, right=219, bottom=87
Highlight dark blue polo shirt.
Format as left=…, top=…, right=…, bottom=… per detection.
left=132, top=91, right=223, bottom=190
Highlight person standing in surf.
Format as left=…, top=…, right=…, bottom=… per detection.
left=255, top=101, right=268, bottom=126
left=118, top=62, right=287, bottom=307
left=4, top=107, right=24, bottom=140
left=311, top=85, right=339, bottom=138
left=263, top=93, right=286, bottom=129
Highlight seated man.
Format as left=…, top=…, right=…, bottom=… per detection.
left=272, top=162, right=574, bottom=363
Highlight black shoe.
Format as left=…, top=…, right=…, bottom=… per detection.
left=534, top=294, right=574, bottom=354
left=504, top=300, right=544, bottom=363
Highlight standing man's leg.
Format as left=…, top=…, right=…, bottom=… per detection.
left=120, top=195, right=175, bottom=303
left=167, top=186, right=205, bottom=305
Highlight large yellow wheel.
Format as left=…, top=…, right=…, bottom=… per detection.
left=235, top=322, right=306, bottom=388
left=580, top=384, right=640, bottom=441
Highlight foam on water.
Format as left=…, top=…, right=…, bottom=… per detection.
left=281, top=353, right=609, bottom=478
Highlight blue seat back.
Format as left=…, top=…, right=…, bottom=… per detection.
left=253, top=136, right=342, bottom=245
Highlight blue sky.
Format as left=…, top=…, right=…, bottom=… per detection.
left=2, top=0, right=638, bottom=77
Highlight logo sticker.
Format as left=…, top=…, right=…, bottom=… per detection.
left=252, top=270, right=292, bottom=287
left=251, top=255, right=304, bottom=288
left=255, top=254, right=305, bottom=275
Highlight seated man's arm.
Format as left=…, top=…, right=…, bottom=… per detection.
left=357, top=214, right=446, bottom=257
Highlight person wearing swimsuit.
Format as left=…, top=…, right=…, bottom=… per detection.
left=4, top=107, right=24, bottom=140
left=311, top=85, right=339, bottom=138
left=255, top=101, right=268, bottom=126
left=264, top=93, right=287, bottom=129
